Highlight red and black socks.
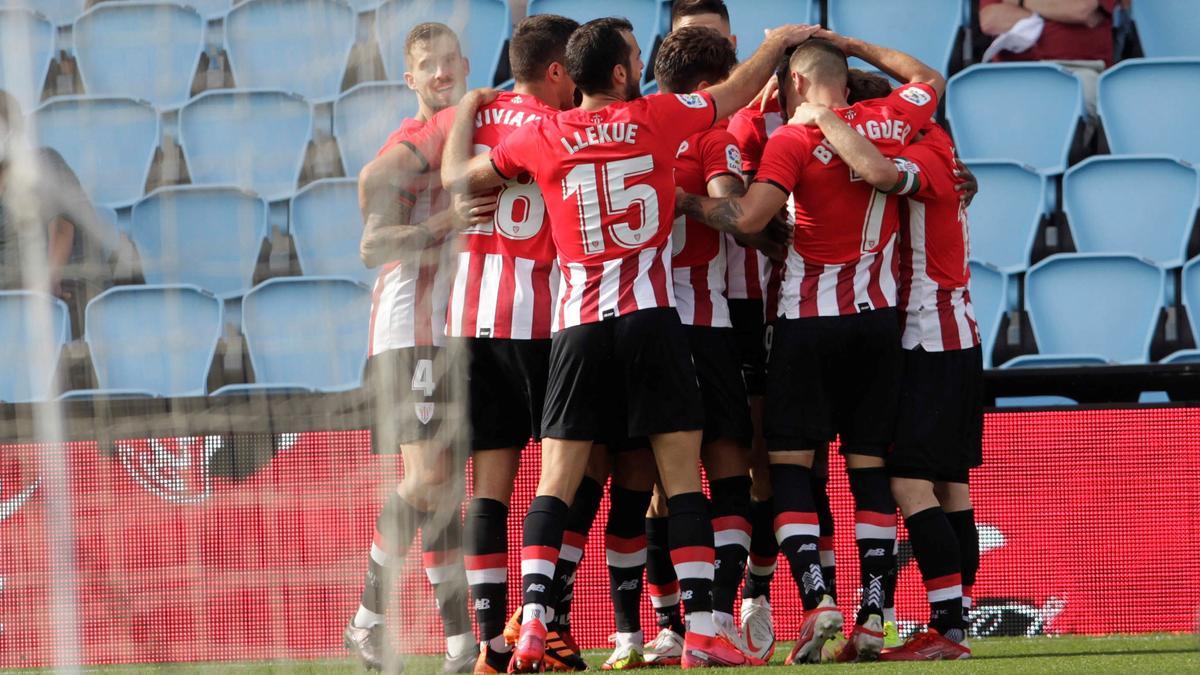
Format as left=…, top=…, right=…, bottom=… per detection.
left=521, top=495, right=568, bottom=625
left=422, top=512, right=472, bottom=642
left=667, top=491, right=718, bottom=636
left=904, top=506, right=966, bottom=638
left=710, top=476, right=752, bottom=618
left=743, top=497, right=778, bottom=601
left=465, top=497, right=510, bottom=650
left=946, top=507, right=979, bottom=625
left=812, top=470, right=837, bottom=601
left=549, top=475, right=603, bottom=632
left=606, top=487, right=652, bottom=635
left=770, top=464, right=827, bottom=611
left=646, top=515, right=686, bottom=635
left=848, top=467, right=897, bottom=624
left=356, top=492, right=422, bottom=627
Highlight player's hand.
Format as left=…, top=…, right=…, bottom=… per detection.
left=813, top=28, right=856, bottom=54
left=954, top=158, right=979, bottom=207
left=734, top=214, right=791, bottom=262
left=765, top=24, right=821, bottom=49
left=453, top=192, right=498, bottom=226
left=749, top=77, right=781, bottom=113
left=791, top=102, right=830, bottom=127
left=465, top=87, right=501, bottom=107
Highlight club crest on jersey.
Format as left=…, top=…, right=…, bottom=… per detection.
left=899, top=85, right=932, bottom=107
left=725, top=144, right=743, bottom=174
left=414, top=402, right=436, bottom=425
left=675, top=93, right=708, bottom=109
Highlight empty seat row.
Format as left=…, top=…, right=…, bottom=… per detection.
left=970, top=253, right=1200, bottom=369
left=967, top=155, right=1200, bottom=272
left=948, top=58, right=1200, bottom=173
left=0, top=278, right=370, bottom=403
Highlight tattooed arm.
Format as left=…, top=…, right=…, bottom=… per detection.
left=675, top=181, right=791, bottom=235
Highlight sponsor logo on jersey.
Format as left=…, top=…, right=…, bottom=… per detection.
left=415, top=402, right=436, bottom=425
left=676, top=140, right=690, bottom=158
left=899, top=85, right=932, bottom=107
left=725, top=144, right=743, bottom=174
left=675, top=93, right=708, bottom=109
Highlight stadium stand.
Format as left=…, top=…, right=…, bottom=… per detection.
left=827, top=0, right=962, bottom=75
left=2, top=0, right=83, bottom=26
left=234, top=276, right=370, bottom=392
left=333, top=81, right=419, bottom=176
left=376, top=0, right=510, bottom=90
left=73, top=2, right=205, bottom=109
left=0, top=8, right=54, bottom=113
left=947, top=63, right=1084, bottom=175
left=68, top=285, right=223, bottom=398
left=178, top=89, right=313, bottom=202
left=1164, top=256, right=1200, bottom=364
left=1132, top=0, right=1200, bottom=58
left=964, top=160, right=1047, bottom=272
left=0, top=291, right=70, bottom=403
left=726, top=0, right=818, bottom=62
left=527, top=0, right=661, bottom=80
left=1063, top=155, right=1199, bottom=268
left=1098, top=58, right=1200, bottom=165
left=184, top=0, right=232, bottom=21
left=32, top=96, right=160, bottom=208
left=968, top=261, right=1006, bottom=369
left=129, top=186, right=270, bottom=298
left=225, top=0, right=357, bottom=102
left=1007, top=254, right=1164, bottom=367
left=994, top=395, right=1079, bottom=407
left=290, top=178, right=377, bottom=287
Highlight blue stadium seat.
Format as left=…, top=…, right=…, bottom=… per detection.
left=3, top=0, right=83, bottom=26
left=964, top=161, right=1047, bottom=272
left=238, top=277, right=370, bottom=391
left=828, top=0, right=962, bottom=75
left=1132, top=0, right=1200, bottom=58
left=947, top=63, right=1084, bottom=174
left=0, top=9, right=54, bottom=113
left=179, top=90, right=312, bottom=202
left=528, top=1, right=660, bottom=81
left=129, top=186, right=269, bottom=298
left=333, top=81, right=418, bottom=176
left=1165, top=256, right=1200, bottom=363
left=0, top=291, right=69, bottom=402
left=290, top=178, right=376, bottom=287
left=185, top=0, right=231, bottom=21
left=994, top=395, right=1078, bottom=407
left=73, top=2, right=204, bottom=109
left=1098, top=58, right=1200, bottom=165
left=79, top=285, right=223, bottom=397
left=1064, top=155, right=1199, bottom=268
left=1007, top=254, right=1164, bottom=367
left=968, top=261, right=1006, bottom=369
left=33, top=96, right=159, bottom=207
left=225, top=0, right=356, bottom=102
left=377, top=0, right=510, bottom=90
left=726, top=0, right=818, bottom=62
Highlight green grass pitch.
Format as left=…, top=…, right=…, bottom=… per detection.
left=42, top=634, right=1200, bottom=674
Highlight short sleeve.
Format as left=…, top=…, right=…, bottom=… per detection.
left=403, top=108, right=454, bottom=170
left=489, top=121, right=541, bottom=181
left=883, top=82, right=939, bottom=130
left=647, top=91, right=718, bottom=146
left=753, top=127, right=810, bottom=196
left=727, top=108, right=766, bottom=174
left=698, top=129, right=744, bottom=183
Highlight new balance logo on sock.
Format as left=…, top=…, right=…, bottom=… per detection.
left=865, top=547, right=887, bottom=557
left=802, top=564, right=827, bottom=594
left=617, top=579, right=640, bottom=591
left=526, top=583, right=546, bottom=593
left=475, top=599, right=491, bottom=610
left=681, top=590, right=694, bottom=601
left=798, top=543, right=817, bottom=552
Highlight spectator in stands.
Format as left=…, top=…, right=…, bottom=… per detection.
left=979, top=0, right=1120, bottom=114
left=0, top=90, right=113, bottom=325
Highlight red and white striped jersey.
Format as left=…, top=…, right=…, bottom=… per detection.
left=754, top=83, right=938, bottom=319
left=404, top=92, right=561, bottom=340
left=896, top=124, right=981, bottom=351
left=489, top=92, right=718, bottom=331
left=671, top=124, right=743, bottom=327
left=367, top=117, right=454, bottom=355
left=724, top=101, right=785, bottom=301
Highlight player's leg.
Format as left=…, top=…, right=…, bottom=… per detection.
left=511, top=323, right=609, bottom=672
left=548, top=447, right=608, bottom=637
left=937, top=481, right=978, bottom=628
left=421, top=505, right=474, bottom=670
left=644, top=486, right=686, bottom=666
left=603, top=447, right=655, bottom=670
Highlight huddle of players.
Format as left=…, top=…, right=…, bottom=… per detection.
left=346, top=0, right=984, bottom=671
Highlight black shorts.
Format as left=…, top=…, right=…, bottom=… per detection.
left=466, top=338, right=551, bottom=452
left=764, top=309, right=903, bottom=456
left=542, top=308, right=704, bottom=443
left=728, top=299, right=767, bottom=396
left=688, top=325, right=752, bottom=447
left=890, top=346, right=984, bottom=483
left=366, top=347, right=450, bottom=452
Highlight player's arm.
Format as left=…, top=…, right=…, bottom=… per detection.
left=792, top=102, right=918, bottom=195
left=709, top=175, right=790, bottom=260
left=705, top=24, right=821, bottom=121
left=815, top=30, right=945, bottom=100
left=357, top=139, right=454, bottom=267
left=441, top=88, right=505, bottom=194
left=675, top=182, right=790, bottom=236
